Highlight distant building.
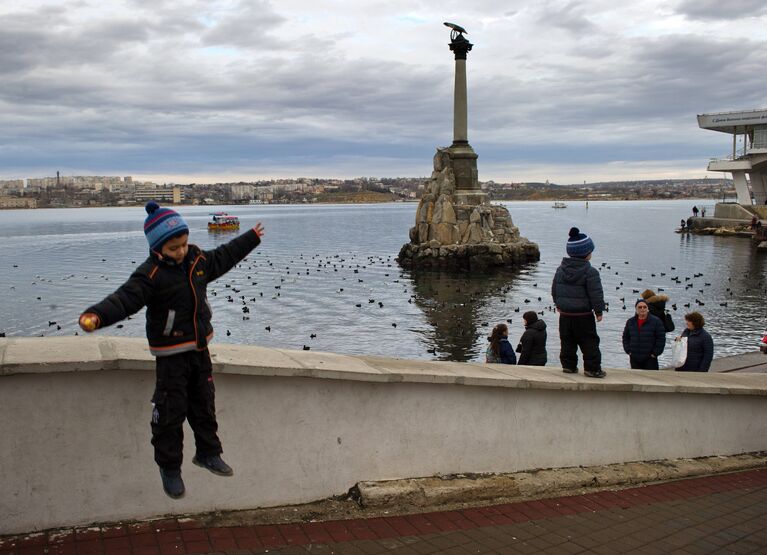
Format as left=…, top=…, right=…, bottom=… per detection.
left=698, top=108, right=767, bottom=205
left=134, top=186, right=184, bottom=204
left=0, top=197, right=37, bottom=209
left=0, top=179, right=24, bottom=193
left=254, top=189, right=274, bottom=202
left=230, top=184, right=255, bottom=200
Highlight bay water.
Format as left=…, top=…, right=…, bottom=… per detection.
left=1, top=200, right=764, bottom=369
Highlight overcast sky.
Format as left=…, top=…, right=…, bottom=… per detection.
left=1, top=0, right=766, bottom=184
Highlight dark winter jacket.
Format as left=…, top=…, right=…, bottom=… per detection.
left=644, top=293, right=669, bottom=321
left=676, top=327, right=714, bottom=372
left=551, top=257, right=605, bottom=315
left=622, top=314, right=666, bottom=362
left=516, top=320, right=547, bottom=366
left=85, top=228, right=261, bottom=356
left=487, top=338, right=517, bottom=364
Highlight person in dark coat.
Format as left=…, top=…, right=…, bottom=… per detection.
left=551, top=227, right=606, bottom=378
left=79, top=202, right=265, bottom=499
left=641, top=289, right=673, bottom=332
left=622, top=299, right=666, bottom=370
left=516, top=311, right=547, bottom=366
left=676, top=311, right=714, bottom=372
left=486, top=323, right=516, bottom=364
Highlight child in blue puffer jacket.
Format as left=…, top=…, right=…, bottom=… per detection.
left=486, top=323, right=516, bottom=364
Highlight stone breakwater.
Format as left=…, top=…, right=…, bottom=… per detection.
left=398, top=148, right=540, bottom=270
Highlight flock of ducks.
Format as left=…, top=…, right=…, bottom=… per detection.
left=3, top=247, right=750, bottom=359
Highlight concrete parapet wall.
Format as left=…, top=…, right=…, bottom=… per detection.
left=2, top=337, right=767, bottom=535
left=713, top=203, right=754, bottom=221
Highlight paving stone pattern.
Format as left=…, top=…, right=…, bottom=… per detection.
left=2, top=469, right=766, bottom=555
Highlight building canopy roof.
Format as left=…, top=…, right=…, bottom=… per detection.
left=698, top=109, right=767, bottom=134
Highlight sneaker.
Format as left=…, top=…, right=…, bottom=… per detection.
left=562, top=368, right=578, bottom=374
left=584, top=369, right=607, bottom=378
left=159, top=468, right=185, bottom=499
left=193, top=454, right=234, bottom=476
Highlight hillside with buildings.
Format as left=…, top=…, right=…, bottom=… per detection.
left=0, top=174, right=733, bottom=209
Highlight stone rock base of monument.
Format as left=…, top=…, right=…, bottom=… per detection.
left=398, top=147, right=540, bottom=271
left=398, top=240, right=540, bottom=271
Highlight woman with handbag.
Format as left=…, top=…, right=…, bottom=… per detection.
left=675, top=312, right=714, bottom=372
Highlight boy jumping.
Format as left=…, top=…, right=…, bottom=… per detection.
left=79, top=201, right=264, bottom=498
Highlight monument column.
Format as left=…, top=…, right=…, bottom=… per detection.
left=446, top=24, right=483, bottom=202
left=451, top=34, right=471, bottom=146
left=396, top=23, right=540, bottom=271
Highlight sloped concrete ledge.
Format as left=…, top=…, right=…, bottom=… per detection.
left=2, top=336, right=767, bottom=396
left=352, top=452, right=767, bottom=510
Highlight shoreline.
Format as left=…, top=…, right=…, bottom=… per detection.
left=0, top=197, right=723, bottom=210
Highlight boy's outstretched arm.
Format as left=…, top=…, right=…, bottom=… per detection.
left=79, top=271, right=153, bottom=332
left=204, top=223, right=265, bottom=282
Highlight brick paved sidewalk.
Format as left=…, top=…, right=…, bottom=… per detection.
left=2, top=469, right=766, bottom=555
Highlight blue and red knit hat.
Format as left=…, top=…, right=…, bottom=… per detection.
left=144, top=201, right=189, bottom=251
left=566, top=227, right=595, bottom=258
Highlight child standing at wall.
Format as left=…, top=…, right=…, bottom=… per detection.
left=551, top=227, right=606, bottom=378
left=486, top=323, right=517, bottom=364
left=79, top=201, right=265, bottom=499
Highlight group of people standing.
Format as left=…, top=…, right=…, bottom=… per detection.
left=486, top=312, right=548, bottom=366
left=622, top=289, right=713, bottom=372
left=488, top=227, right=714, bottom=375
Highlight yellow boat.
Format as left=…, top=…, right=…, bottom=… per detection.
left=208, top=212, right=240, bottom=231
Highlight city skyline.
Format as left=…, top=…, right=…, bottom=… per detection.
left=1, top=0, right=766, bottom=184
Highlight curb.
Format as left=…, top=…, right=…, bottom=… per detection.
left=351, top=451, right=767, bottom=510
left=6, top=452, right=765, bottom=537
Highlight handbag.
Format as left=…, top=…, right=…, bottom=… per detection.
left=663, top=311, right=675, bottom=332
left=671, top=336, right=688, bottom=368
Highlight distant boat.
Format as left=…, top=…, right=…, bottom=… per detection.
left=552, top=201, right=567, bottom=208
left=208, top=212, right=240, bottom=231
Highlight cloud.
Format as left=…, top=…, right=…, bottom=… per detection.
left=1, top=0, right=766, bottom=182
left=675, top=0, right=767, bottom=21
left=536, top=0, right=597, bottom=33
left=200, top=0, right=287, bottom=49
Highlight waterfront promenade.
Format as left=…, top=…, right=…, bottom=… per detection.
left=3, top=338, right=767, bottom=552
left=2, top=468, right=765, bottom=554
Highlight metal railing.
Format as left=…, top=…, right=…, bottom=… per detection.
left=710, top=143, right=767, bottom=163
left=710, top=146, right=749, bottom=162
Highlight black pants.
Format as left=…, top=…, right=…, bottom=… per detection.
left=559, top=314, right=601, bottom=372
left=629, top=355, right=659, bottom=370
left=151, top=349, right=222, bottom=470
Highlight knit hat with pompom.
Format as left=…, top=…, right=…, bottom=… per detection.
left=143, top=201, right=189, bottom=251
left=566, top=227, right=594, bottom=258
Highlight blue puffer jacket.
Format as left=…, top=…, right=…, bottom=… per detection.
left=551, top=257, right=605, bottom=315
left=677, top=327, right=714, bottom=372
left=487, top=338, right=517, bottom=364
left=622, top=314, right=666, bottom=360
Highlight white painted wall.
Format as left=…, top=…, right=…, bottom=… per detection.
left=733, top=171, right=751, bottom=204
left=2, top=337, right=767, bottom=535
left=750, top=169, right=767, bottom=206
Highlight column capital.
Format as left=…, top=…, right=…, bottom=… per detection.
left=449, top=34, right=473, bottom=60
